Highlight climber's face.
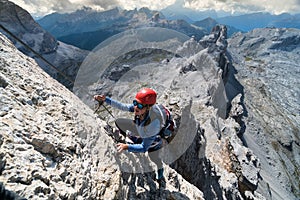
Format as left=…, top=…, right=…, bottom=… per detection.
left=133, top=100, right=147, bottom=116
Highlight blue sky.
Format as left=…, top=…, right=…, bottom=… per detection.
left=9, top=0, right=300, bottom=18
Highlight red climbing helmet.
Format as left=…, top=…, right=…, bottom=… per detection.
left=135, top=88, right=157, bottom=105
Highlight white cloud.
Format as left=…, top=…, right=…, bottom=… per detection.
left=9, top=0, right=300, bottom=17
left=117, top=0, right=176, bottom=10
left=10, top=0, right=176, bottom=17
left=184, top=0, right=300, bottom=15
left=11, top=0, right=78, bottom=17
left=10, top=0, right=120, bottom=17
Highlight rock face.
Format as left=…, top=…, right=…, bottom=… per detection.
left=228, top=28, right=300, bottom=200
left=71, top=23, right=264, bottom=199
left=0, top=32, right=205, bottom=199
left=73, top=24, right=299, bottom=200
left=166, top=25, right=263, bottom=200
left=0, top=0, right=88, bottom=89
left=0, top=0, right=57, bottom=54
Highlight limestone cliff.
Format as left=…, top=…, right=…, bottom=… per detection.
left=0, top=32, right=204, bottom=199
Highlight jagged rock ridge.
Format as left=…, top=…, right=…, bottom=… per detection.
left=72, top=23, right=267, bottom=199
left=73, top=24, right=299, bottom=200
left=228, top=27, right=300, bottom=199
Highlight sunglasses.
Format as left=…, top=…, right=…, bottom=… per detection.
left=133, top=100, right=147, bottom=109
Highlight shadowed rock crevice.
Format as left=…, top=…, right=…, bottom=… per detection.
left=171, top=128, right=225, bottom=200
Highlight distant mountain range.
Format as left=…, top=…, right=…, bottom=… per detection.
left=216, top=12, right=300, bottom=31
left=193, top=17, right=240, bottom=37
left=161, top=0, right=220, bottom=23
left=37, top=7, right=207, bottom=50
left=37, top=5, right=300, bottom=51
left=161, top=0, right=300, bottom=31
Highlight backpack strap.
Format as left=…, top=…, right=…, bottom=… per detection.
left=156, top=104, right=166, bottom=126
